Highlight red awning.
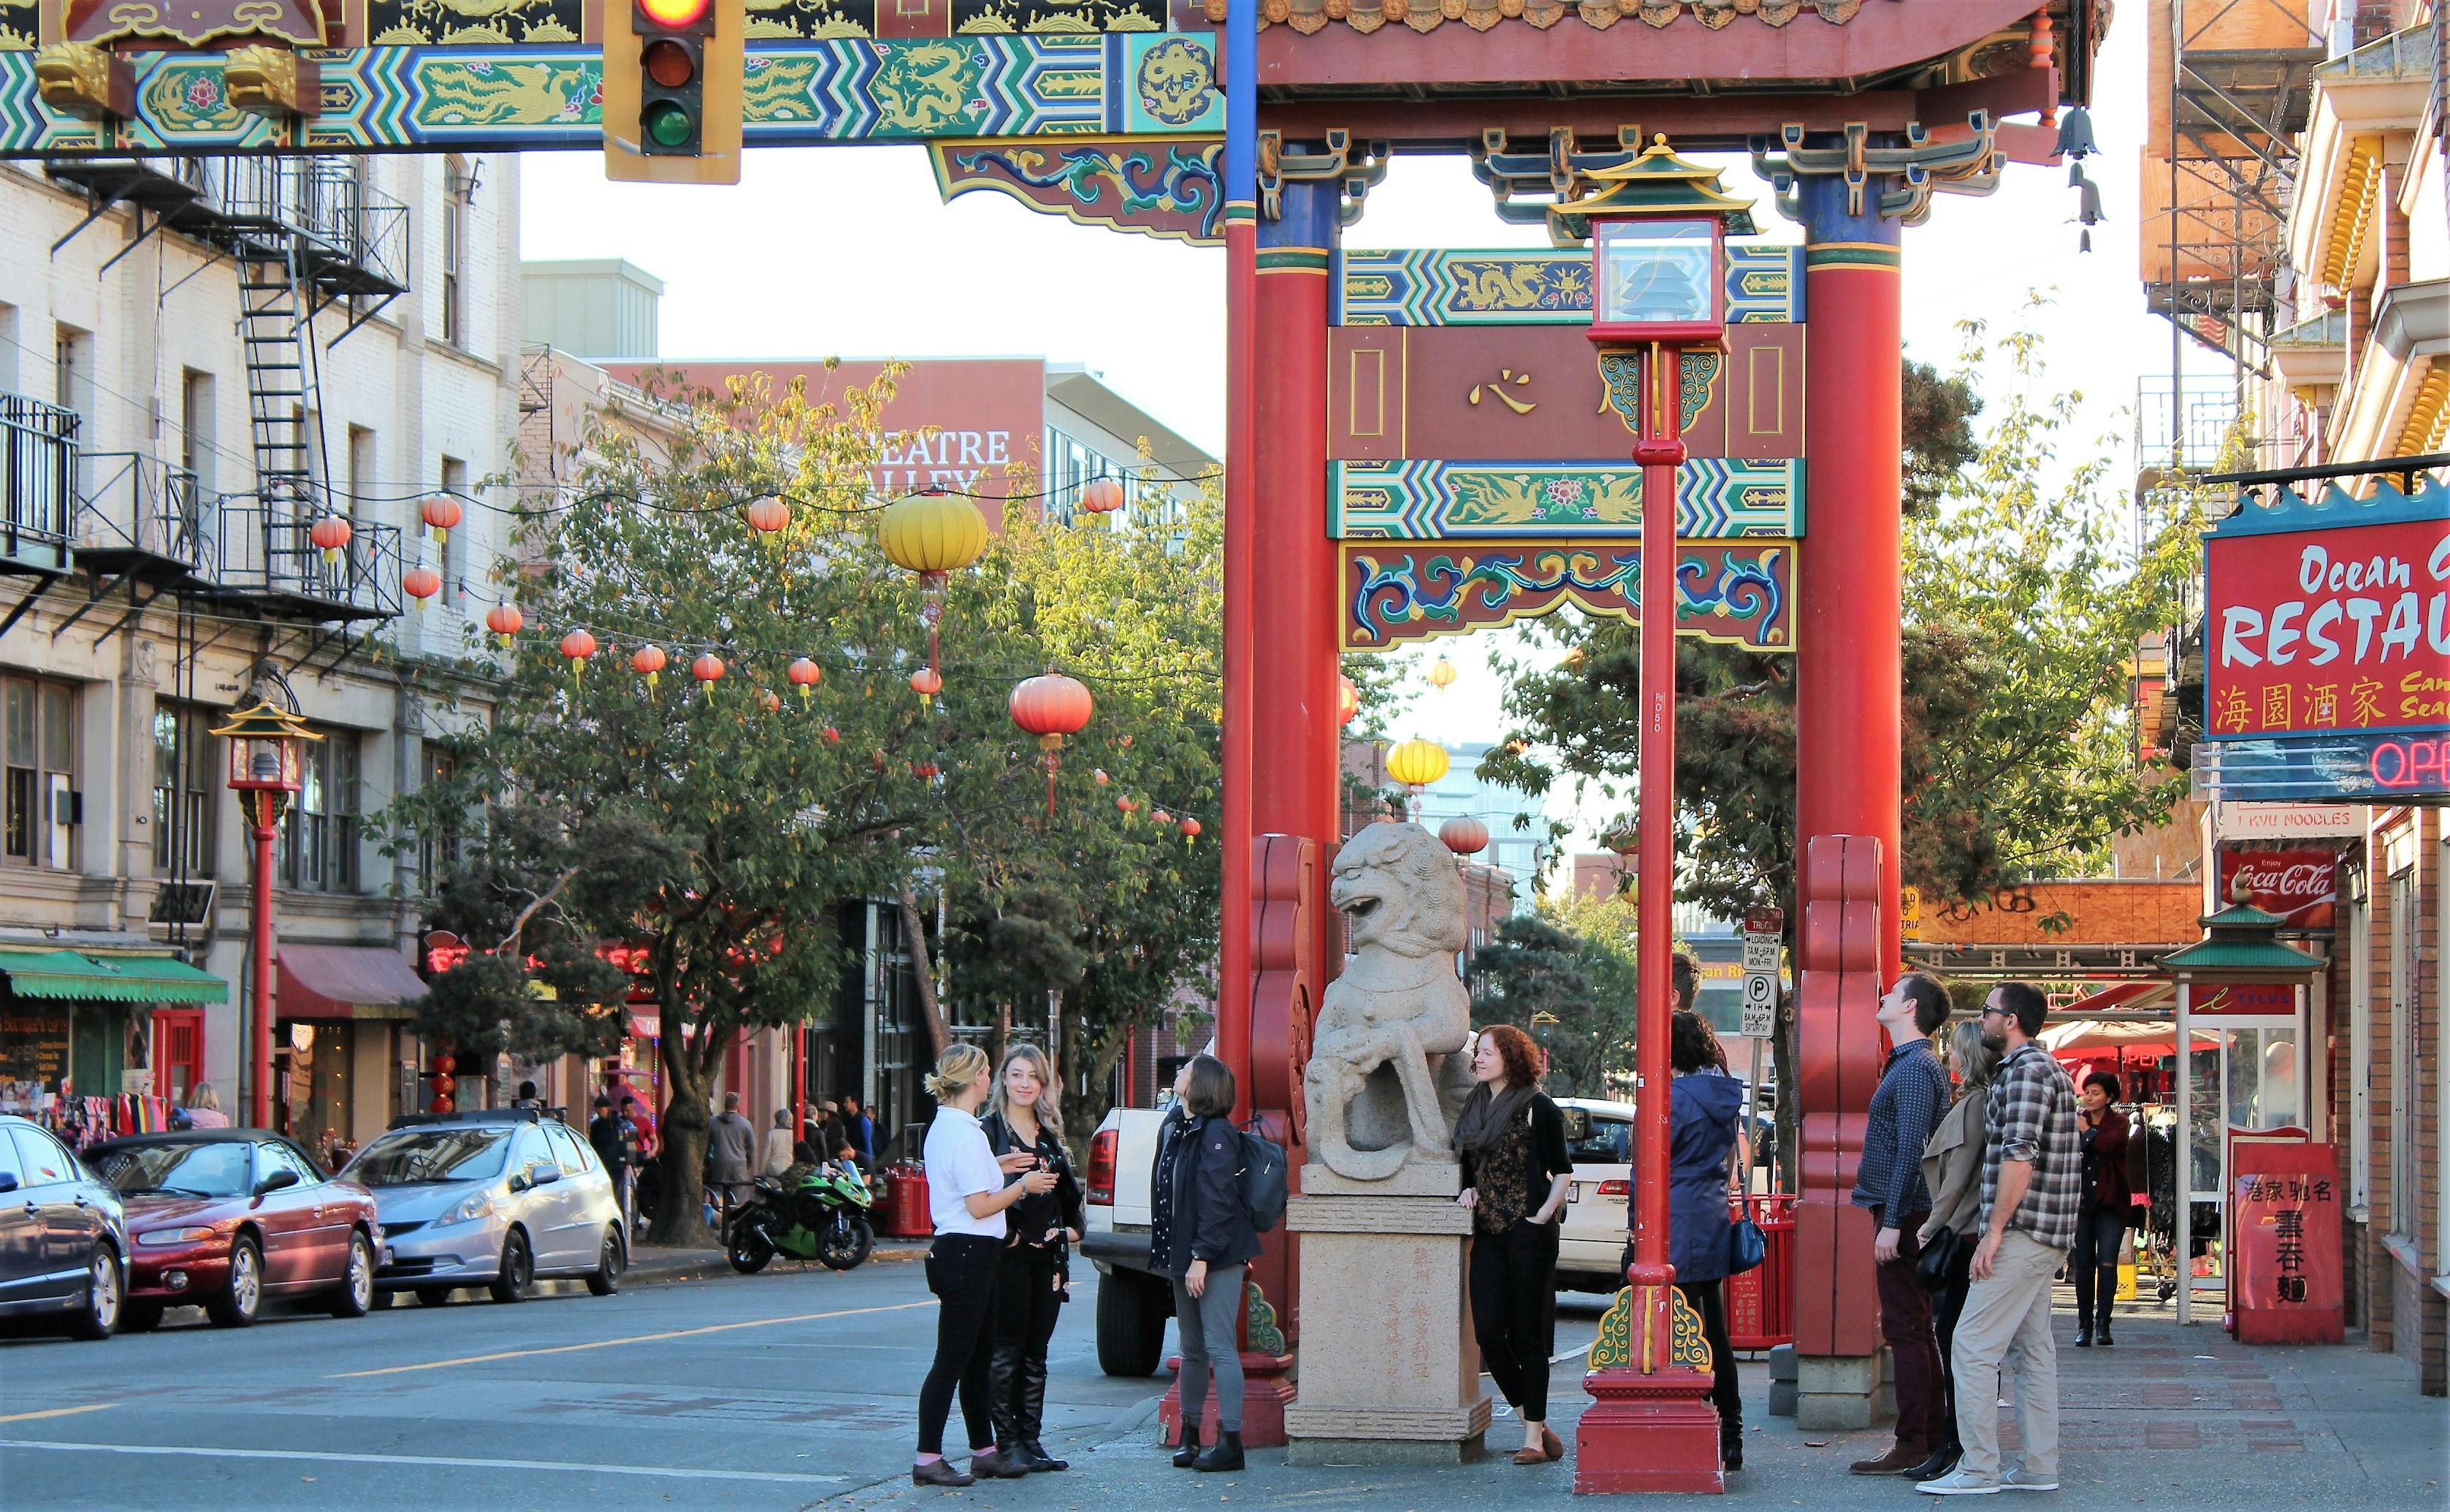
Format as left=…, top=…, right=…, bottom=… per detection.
left=278, top=944, right=430, bottom=1022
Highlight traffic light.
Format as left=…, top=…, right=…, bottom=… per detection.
left=602, top=0, right=742, bottom=185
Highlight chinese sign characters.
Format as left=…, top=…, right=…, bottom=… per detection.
left=2229, top=1141, right=2342, bottom=1345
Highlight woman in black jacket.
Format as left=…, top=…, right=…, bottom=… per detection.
left=982, top=1044, right=1086, bottom=1473
left=1150, top=1053, right=1262, bottom=1473
left=1453, top=1023, right=1575, bottom=1465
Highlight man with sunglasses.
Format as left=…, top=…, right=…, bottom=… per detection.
left=1920, top=982, right=2078, bottom=1498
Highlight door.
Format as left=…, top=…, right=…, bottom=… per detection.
left=0, top=1130, right=39, bottom=1307
left=9, top=1126, right=87, bottom=1299
left=249, top=1140, right=326, bottom=1288
left=153, top=1010, right=204, bottom=1107
left=539, top=1123, right=597, bottom=1269
left=504, top=1126, right=570, bottom=1269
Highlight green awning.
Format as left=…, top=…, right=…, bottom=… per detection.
left=0, top=947, right=228, bottom=1004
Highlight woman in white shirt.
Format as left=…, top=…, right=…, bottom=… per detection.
left=913, top=1044, right=1056, bottom=1489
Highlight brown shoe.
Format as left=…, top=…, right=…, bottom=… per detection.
left=1850, top=1443, right=1929, bottom=1475
left=1542, top=1425, right=1565, bottom=1462
left=912, top=1459, right=974, bottom=1486
left=1514, top=1446, right=1549, bottom=1465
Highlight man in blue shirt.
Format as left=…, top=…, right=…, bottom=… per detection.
left=1848, top=972, right=1955, bottom=1477
left=842, top=1093, right=877, bottom=1167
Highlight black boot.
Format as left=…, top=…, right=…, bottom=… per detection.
left=1720, top=1418, right=1744, bottom=1473
left=2096, top=1267, right=2118, bottom=1345
left=1171, top=1407, right=1203, bottom=1468
left=1907, top=1443, right=1963, bottom=1482
left=1023, top=1440, right=1069, bottom=1472
left=1192, top=1429, right=1245, bottom=1473
left=2075, top=1324, right=2093, bottom=1347
left=1018, top=1350, right=1061, bottom=1467
left=988, top=1339, right=1025, bottom=1453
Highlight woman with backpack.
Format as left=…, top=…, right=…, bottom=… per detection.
left=982, top=1044, right=1085, bottom=1473
left=1452, top=1023, right=1575, bottom=1465
left=1663, top=1010, right=1749, bottom=1473
left=1151, top=1053, right=1262, bottom=1473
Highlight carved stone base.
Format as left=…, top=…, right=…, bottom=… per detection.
left=1284, top=1194, right=1488, bottom=1457
left=1159, top=1351, right=1299, bottom=1449
left=1300, top=1160, right=1461, bottom=1198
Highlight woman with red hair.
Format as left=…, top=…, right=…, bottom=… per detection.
left=1451, top=1022, right=1574, bottom=1465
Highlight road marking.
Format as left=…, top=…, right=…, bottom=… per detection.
left=0, top=1440, right=846, bottom=1485
left=0, top=1404, right=115, bottom=1424
left=328, top=1299, right=934, bottom=1378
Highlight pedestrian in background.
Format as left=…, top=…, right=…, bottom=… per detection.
left=983, top=1044, right=1085, bottom=1473
left=913, top=1044, right=1057, bottom=1488
left=1912, top=1017, right=2002, bottom=1484
left=1850, top=973, right=1955, bottom=1476
left=1454, top=1022, right=1573, bottom=1467
left=1919, top=982, right=2079, bottom=1498
left=762, top=1107, right=796, bottom=1178
left=590, top=1095, right=639, bottom=1234
left=1663, top=1010, right=1748, bottom=1472
left=2073, top=1070, right=2132, bottom=1348
left=843, top=1094, right=877, bottom=1167
left=182, top=1082, right=229, bottom=1130
left=706, top=1091, right=758, bottom=1221
left=1153, top=1053, right=1262, bottom=1473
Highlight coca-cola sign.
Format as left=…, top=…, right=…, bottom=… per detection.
left=2218, top=849, right=2339, bottom=931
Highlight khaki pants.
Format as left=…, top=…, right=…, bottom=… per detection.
left=1949, top=1228, right=2065, bottom=1481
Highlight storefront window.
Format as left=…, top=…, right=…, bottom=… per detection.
left=3, top=674, right=77, bottom=869
left=2224, top=1024, right=2302, bottom=1131
left=283, top=728, right=361, bottom=892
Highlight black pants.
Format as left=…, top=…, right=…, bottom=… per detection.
left=991, top=1242, right=1066, bottom=1447
left=917, top=1234, right=1001, bottom=1456
left=1931, top=1242, right=1974, bottom=1451
left=2071, top=1206, right=2125, bottom=1332
left=1675, top=1280, right=1744, bottom=1444
left=1470, top=1218, right=1560, bottom=1424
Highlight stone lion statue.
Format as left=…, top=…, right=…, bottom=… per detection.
left=1303, top=822, right=1476, bottom=1182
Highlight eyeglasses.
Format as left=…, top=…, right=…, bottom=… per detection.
left=1980, top=1005, right=2012, bottom=1019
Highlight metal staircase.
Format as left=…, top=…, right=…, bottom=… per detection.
left=234, top=233, right=322, bottom=530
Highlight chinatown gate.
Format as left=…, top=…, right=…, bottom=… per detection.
left=1, top=0, right=2106, bottom=1489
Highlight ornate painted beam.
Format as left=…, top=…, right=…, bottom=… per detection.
left=1330, top=457, right=1802, bottom=539
left=1340, top=538, right=1794, bottom=651
left=1339, top=243, right=1799, bottom=324
left=930, top=134, right=1224, bottom=243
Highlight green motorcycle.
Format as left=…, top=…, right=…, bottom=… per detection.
left=725, top=1164, right=876, bottom=1273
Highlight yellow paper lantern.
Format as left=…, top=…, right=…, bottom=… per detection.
left=1385, top=738, right=1450, bottom=791
left=877, top=492, right=989, bottom=579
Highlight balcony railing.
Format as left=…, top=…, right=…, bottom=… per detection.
left=1, top=392, right=77, bottom=573
left=215, top=497, right=404, bottom=622
left=196, top=157, right=411, bottom=293
left=75, top=451, right=213, bottom=576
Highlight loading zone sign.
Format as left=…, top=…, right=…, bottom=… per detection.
left=1741, top=908, right=1782, bottom=1037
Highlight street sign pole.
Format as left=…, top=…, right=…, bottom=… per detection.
left=1740, top=907, right=1783, bottom=1185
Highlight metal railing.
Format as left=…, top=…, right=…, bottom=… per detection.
left=215, top=496, right=404, bottom=619
left=2134, top=376, right=2243, bottom=473
left=1, top=392, right=77, bottom=571
left=75, top=451, right=213, bottom=572
left=176, top=157, right=411, bottom=291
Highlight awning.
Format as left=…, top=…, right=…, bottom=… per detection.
left=278, top=944, right=430, bottom=1022
left=0, top=947, right=227, bottom=1004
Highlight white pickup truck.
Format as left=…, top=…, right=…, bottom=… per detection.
left=1081, top=1104, right=1175, bottom=1376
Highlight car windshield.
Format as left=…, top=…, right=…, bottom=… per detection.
left=346, top=1127, right=514, bottom=1186
left=94, top=1142, right=252, bottom=1199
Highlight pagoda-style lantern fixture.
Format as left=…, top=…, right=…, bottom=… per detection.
left=1384, top=738, right=1450, bottom=793
left=1010, top=672, right=1094, bottom=817
left=1553, top=135, right=1752, bottom=350
left=877, top=491, right=989, bottom=683
left=210, top=700, right=321, bottom=1130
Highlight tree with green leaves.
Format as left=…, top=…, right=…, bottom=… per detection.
left=1468, top=890, right=1641, bottom=1098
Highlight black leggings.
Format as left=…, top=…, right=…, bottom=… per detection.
left=1932, top=1242, right=1974, bottom=1451
left=1675, top=1280, right=1743, bottom=1440
left=991, top=1242, right=1067, bottom=1446
left=917, top=1234, right=1001, bottom=1456
left=1470, top=1219, right=1560, bottom=1423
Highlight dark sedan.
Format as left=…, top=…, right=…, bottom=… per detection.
left=82, top=1131, right=379, bottom=1330
left=0, top=1113, right=126, bottom=1340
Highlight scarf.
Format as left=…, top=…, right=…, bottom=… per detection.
left=1450, top=1080, right=1536, bottom=1156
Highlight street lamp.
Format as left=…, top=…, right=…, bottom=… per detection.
left=1555, top=136, right=1752, bottom=1492
left=210, top=700, right=319, bottom=1130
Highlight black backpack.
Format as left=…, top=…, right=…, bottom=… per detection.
left=1237, top=1118, right=1289, bottom=1233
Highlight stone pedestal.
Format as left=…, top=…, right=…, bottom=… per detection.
left=1282, top=1169, right=1490, bottom=1465
left=1795, top=1348, right=1891, bottom=1430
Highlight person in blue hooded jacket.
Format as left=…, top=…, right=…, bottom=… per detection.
left=1665, top=1009, right=1747, bottom=1472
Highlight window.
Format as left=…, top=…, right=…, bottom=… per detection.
left=181, top=370, right=216, bottom=500
left=0, top=302, right=18, bottom=392
left=4, top=676, right=78, bottom=869
left=53, top=324, right=91, bottom=421
left=153, top=703, right=218, bottom=877
left=418, top=746, right=462, bottom=890
left=2388, top=852, right=2417, bottom=1239
left=439, top=457, right=467, bottom=598
left=346, top=425, right=375, bottom=527
left=256, top=1140, right=318, bottom=1188
left=546, top=1120, right=592, bottom=1176
left=441, top=156, right=468, bottom=348
left=283, top=728, right=361, bottom=893
left=9, top=1126, right=77, bottom=1187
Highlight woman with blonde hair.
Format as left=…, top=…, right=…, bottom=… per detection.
left=1909, top=1015, right=2004, bottom=1484
left=912, top=1043, right=1058, bottom=1488
left=982, top=1044, right=1085, bottom=1473
left=182, top=1081, right=229, bottom=1130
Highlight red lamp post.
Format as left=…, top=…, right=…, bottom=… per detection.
left=1557, top=135, right=1752, bottom=1494
left=209, top=700, right=319, bottom=1131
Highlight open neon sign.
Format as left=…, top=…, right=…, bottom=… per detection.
left=2369, top=738, right=2450, bottom=793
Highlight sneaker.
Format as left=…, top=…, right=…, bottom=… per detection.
left=1917, top=1468, right=2003, bottom=1496
left=2001, top=1467, right=2059, bottom=1492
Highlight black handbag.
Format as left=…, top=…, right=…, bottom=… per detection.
left=1915, top=1225, right=1967, bottom=1291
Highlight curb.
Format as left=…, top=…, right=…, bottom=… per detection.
left=624, top=1239, right=931, bottom=1288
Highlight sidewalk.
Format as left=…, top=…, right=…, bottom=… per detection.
left=621, top=1236, right=928, bottom=1288
left=815, top=1290, right=2445, bottom=1509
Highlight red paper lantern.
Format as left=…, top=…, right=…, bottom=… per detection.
left=787, top=657, right=823, bottom=705
left=1439, top=815, right=1490, bottom=857
left=1151, top=808, right=1172, bottom=827
left=1010, top=673, right=1094, bottom=817
left=631, top=644, right=668, bottom=690
left=909, top=668, right=942, bottom=706
left=484, top=602, right=523, bottom=648
left=1116, top=795, right=1137, bottom=814
left=692, top=653, right=726, bottom=690
left=401, top=563, right=441, bottom=605
left=560, top=628, right=598, bottom=663
left=1093, top=768, right=1110, bottom=785
left=1338, top=673, right=1361, bottom=725
left=420, top=495, right=464, bottom=544
left=823, top=726, right=841, bottom=744
left=760, top=690, right=782, bottom=714
left=309, top=515, right=353, bottom=565
left=744, top=497, right=790, bottom=534
left=1080, top=476, right=1125, bottom=515
left=1179, top=816, right=1202, bottom=843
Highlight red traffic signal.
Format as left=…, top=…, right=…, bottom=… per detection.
left=638, top=0, right=709, bottom=24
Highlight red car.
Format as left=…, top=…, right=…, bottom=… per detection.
left=82, top=1130, right=380, bottom=1330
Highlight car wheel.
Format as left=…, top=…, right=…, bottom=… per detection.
left=586, top=1228, right=625, bottom=1297
left=1096, top=1268, right=1168, bottom=1378
left=66, top=1245, right=122, bottom=1340
left=206, top=1237, right=263, bottom=1329
left=416, top=1287, right=452, bottom=1307
left=487, top=1229, right=533, bottom=1304
left=119, top=1300, right=164, bottom=1334
left=329, top=1230, right=375, bottom=1318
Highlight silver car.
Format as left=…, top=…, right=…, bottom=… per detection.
left=343, top=1110, right=626, bottom=1305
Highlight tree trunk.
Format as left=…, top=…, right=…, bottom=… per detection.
left=646, top=1005, right=714, bottom=1247
left=898, top=883, right=951, bottom=1058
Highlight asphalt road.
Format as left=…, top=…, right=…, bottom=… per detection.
left=0, top=1254, right=1609, bottom=1511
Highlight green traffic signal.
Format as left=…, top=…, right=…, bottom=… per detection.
left=643, top=100, right=695, bottom=149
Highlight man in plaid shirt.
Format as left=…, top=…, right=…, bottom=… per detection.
left=1920, top=982, right=2079, bottom=1498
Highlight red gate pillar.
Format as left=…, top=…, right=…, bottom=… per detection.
left=1790, top=172, right=1904, bottom=1428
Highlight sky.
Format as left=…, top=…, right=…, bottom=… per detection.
left=519, top=12, right=2185, bottom=859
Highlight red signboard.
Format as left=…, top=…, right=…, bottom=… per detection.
left=2216, top=849, right=2338, bottom=930
left=2190, top=981, right=2297, bottom=1017
left=2229, top=1142, right=2342, bottom=1345
left=2207, top=516, right=2450, bottom=741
